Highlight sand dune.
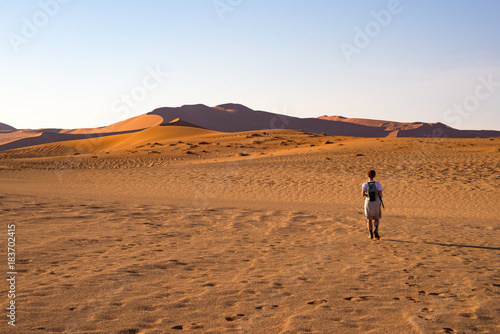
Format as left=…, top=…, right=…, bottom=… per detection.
left=319, top=116, right=431, bottom=132
left=0, top=127, right=322, bottom=161
left=319, top=116, right=500, bottom=138
left=2, top=104, right=499, bottom=153
left=0, top=124, right=228, bottom=160
left=63, top=113, right=165, bottom=134
left=0, top=129, right=143, bottom=152
left=0, top=136, right=499, bottom=333
left=97, top=123, right=220, bottom=152
left=161, top=118, right=205, bottom=128
left=148, top=104, right=386, bottom=137
left=146, top=103, right=500, bottom=138
left=0, top=114, right=163, bottom=152
left=0, top=129, right=41, bottom=146
left=0, top=122, right=16, bottom=131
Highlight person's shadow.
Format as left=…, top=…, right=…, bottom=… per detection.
left=384, top=239, right=500, bottom=251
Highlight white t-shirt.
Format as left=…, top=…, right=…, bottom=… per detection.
left=362, top=181, right=383, bottom=192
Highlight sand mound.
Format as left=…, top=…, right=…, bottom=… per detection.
left=146, top=104, right=386, bottom=136
left=0, top=129, right=41, bottom=146
left=60, top=114, right=164, bottom=135
left=0, top=122, right=16, bottom=131
left=3, top=104, right=499, bottom=153
left=101, top=124, right=219, bottom=151
left=0, top=129, right=140, bottom=152
left=134, top=104, right=500, bottom=138
left=2, top=125, right=223, bottom=156
left=161, top=118, right=205, bottom=128
left=319, top=116, right=424, bottom=130
left=0, top=131, right=84, bottom=151
left=319, top=116, right=500, bottom=138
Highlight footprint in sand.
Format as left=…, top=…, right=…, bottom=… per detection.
left=406, top=296, right=421, bottom=303
left=117, top=329, right=139, bottom=334
left=255, top=305, right=280, bottom=310
left=136, top=305, right=158, bottom=311
left=188, top=323, right=204, bottom=329
left=307, top=299, right=327, bottom=305
left=405, top=282, right=418, bottom=287
left=428, top=292, right=445, bottom=297
left=225, top=314, right=246, bottom=321
left=459, top=312, right=478, bottom=319
left=202, top=282, right=217, bottom=287
left=343, top=296, right=370, bottom=301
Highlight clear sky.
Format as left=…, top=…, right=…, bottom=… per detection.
left=1, top=0, right=499, bottom=130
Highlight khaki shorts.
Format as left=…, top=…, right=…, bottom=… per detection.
left=364, top=198, right=382, bottom=220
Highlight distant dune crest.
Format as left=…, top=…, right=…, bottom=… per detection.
left=0, top=122, right=16, bottom=131
left=1, top=103, right=499, bottom=151
left=317, top=116, right=481, bottom=138
left=162, top=118, right=205, bottom=128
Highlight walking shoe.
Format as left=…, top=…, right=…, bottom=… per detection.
left=369, top=230, right=374, bottom=239
left=374, top=229, right=380, bottom=240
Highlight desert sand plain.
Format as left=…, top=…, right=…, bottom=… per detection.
left=0, top=124, right=499, bottom=333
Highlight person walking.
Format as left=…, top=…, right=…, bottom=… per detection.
left=362, top=170, right=383, bottom=240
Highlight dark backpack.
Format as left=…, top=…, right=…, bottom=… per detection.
left=367, top=181, right=377, bottom=201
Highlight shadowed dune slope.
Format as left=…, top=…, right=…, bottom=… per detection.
left=2, top=123, right=223, bottom=156
left=319, top=116, right=425, bottom=129
left=149, top=103, right=386, bottom=137
left=319, top=116, right=500, bottom=138
left=57, top=114, right=165, bottom=135
left=0, top=129, right=141, bottom=152
left=160, top=117, right=205, bottom=128
left=0, top=122, right=16, bottom=131
left=99, top=123, right=220, bottom=152
left=2, top=104, right=499, bottom=152
left=0, top=129, right=41, bottom=146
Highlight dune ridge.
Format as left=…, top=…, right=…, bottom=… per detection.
left=2, top=103, right=499, bottom=152
left=0, top=122, right=16, bottom=131
left=0, top=129, right=143, bottom=152
left=319, top=116, right=500, bottom=138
